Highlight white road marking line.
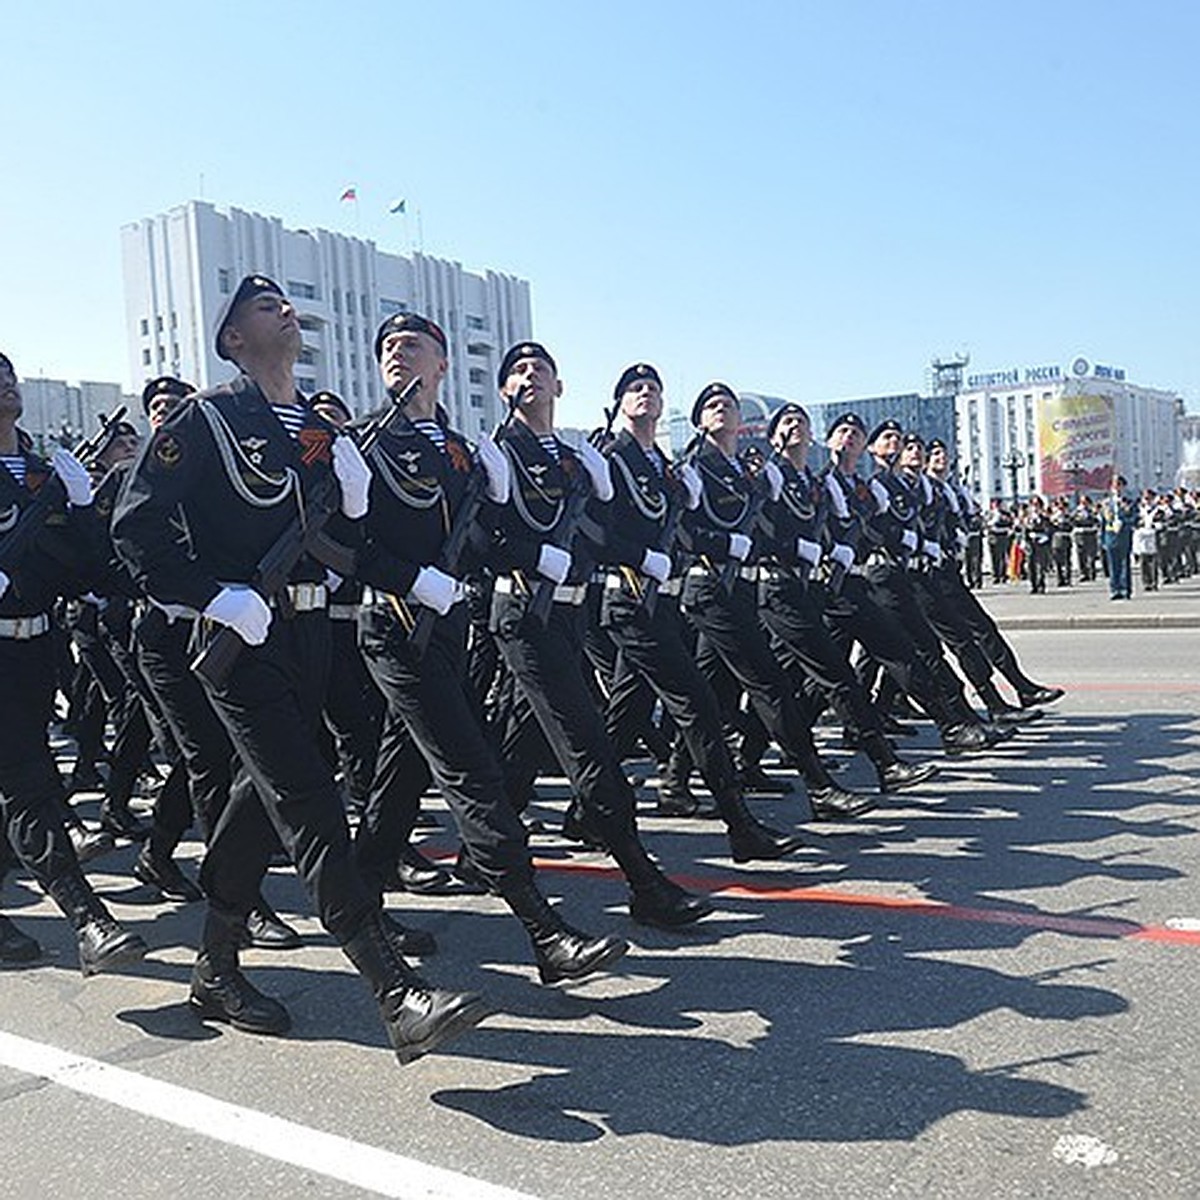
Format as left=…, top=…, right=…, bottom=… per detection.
left=0, top=1031, right=535, bottom=1200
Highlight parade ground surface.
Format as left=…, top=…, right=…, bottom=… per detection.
left=3, top=575, right=1199, bottom=1199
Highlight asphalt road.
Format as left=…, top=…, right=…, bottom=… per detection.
left=2, top=615, right=1199, bottom=1198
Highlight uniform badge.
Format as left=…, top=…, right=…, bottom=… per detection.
left=240, top=436, right=268, bottom=466
left=26, top=470, right=49, bottom=494
left=396, top=448, right=422, bottom=474
left=298, top=428, right=332, bottom=467
left=154, top=433, right=183, bottom=469
left=530, top=463, right=549, bottom=483
left=95, top=495, right=113, bottom=518
left=447, top=440, right=471, bottom=474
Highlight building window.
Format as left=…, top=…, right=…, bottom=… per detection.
left=469, top=393, right=484, bottom=409
left=298, top=347, right=316, bottom=365
left=466, top=315, right=486, bottom=331
left=218, top=269, right=230, bottom=294
left=172, top=343, right=180, bottom=359
left=345, top=290, right=353, bottom=313
left=297, top=376, right=316, bottom=393
left=140, top=318, right=149, bottom=336
left=360, top=294, right=369, bottom=318
left=469, top=368, right=486, bottom=384
left=298, top=315, right=321, bottom=332
left=332, top=291, right=340, bottom=313
left=379, top=298, right=408, bottom=316
left=171, top=313, right=178, bottom=328
left=156, top=316, right=164, bottom=332
left=142, top=349, right=151, bottom=366
left=287, top=280, right=317, bottom=300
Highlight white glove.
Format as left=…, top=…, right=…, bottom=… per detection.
left=679, top=462, right=702, bottom=510
left=900, top=529, right=919, bottom=553
left=475, top=434, right=510, bottom=504
left=536, top=543, right=572, bottom=583
left=408, top=565, right=463, bottom=616
left=923, top=539, right=943, bottom=564
left=728, top=533, right=753, bottom=561
left=640, top=548, right=671, bottom=583
left=576, top=440, right=614, bottom=502
left=51, top=448, right=93, bottom=507
left=81, top=591, right=108, bottom=611
left=824, top=473, right=849, bottom=518
left=332, top=436, right=371, bottom=520
left=0, top=569, right=8, bottom=601
left=955, top=529, right=969, bottom=551
left=830, top=543, right=855, bottom=571
left=761, top=460, right=784, bottom=501
left=795, top=537, right=823, bottom=566
left=204, top=586, right=272, bottom=646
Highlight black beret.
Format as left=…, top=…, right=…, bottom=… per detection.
left=826, top=411, right=866, bottom=439
left=140, top=375, right=193, bottom=415
left=868, top=418, right=904, bottom=445
left=902, top=431, right=925, bottom=448
left=373, top=312, right=447, bottom=361
left=927, top=438, right=947, bottom=453
left=766, top=402, right=810, bottom=444
left=613, top=362, right=662, bottom=400
left=0, top=352, right=13, bottom=374
left=498, top=341, right=557, bottom=387
left=215, top=275, right=285, bottom=362
left=690, top=381, right=739, bottom=427
left=310, top=390, right=353, bottom=426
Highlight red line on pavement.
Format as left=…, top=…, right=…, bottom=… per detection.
left=526, top=855, right=1200, bottom=946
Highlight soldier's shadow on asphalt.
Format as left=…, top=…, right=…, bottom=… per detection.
left=425, top=707, right=1194, bottom=1143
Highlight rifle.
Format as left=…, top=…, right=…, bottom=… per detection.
left=716, top=445, right=777, bottom=593
left=641, top=431, right=703, bottom=618
left=0, top=404, right=129, bottom=578
left=408, top=387, right=524, bottom=656
left=191, top=376, right=421, bottom=688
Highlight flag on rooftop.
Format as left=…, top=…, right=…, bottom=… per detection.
left=388, top=198, right=406, bottom=214
left=340, top=186, right=357, bottom=203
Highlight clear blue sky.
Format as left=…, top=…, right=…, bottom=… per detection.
left=3, top=1, right=1197, bottom=427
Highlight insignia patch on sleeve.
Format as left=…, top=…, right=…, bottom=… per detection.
left=154, top=433, right=183, bottom=468
left=298, top=428, right=332, bottom=467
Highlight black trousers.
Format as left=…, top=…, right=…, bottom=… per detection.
left=197, top=610, right=372, bottom=944
left=355, top=602, right=531, bottom=897
left=758, top=571, right=896, bottom=770
left=602, top=582, right=739, bottom=802
left=821, top=576, right=963, bottom=731
left=0, top=634, right=96, bottom=915
left=908, top=569, right=1000, bottom=698
left=323, top=615, right=384, bottom=806
left=491, top=589, right=650, bottom=875
left=680, top=570, right=831, bottom=789
left=135, top=608, right=235, bottom=844
left=988, top=534, right=1011, bottom=583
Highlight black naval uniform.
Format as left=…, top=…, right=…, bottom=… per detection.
left=485, top=419, right=708, bottom=928
left=678, top=441, right=866, bottom=811
left=354, top=410, right=627, bottom=983
left=0, top=445, right=146, bottom=972
left=114, top=372, right=487, bottom=1055
left=757, top=455, right=936, bottom=793
left=598, top=429, right=805, bottom=858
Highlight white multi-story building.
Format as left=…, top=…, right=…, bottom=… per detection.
left=15, top=377, right=137, bottom=451
left=955, top=355, right=1184, bottom=501
left=121, top=200, right=533, bottom=437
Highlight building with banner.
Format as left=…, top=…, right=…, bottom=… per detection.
left=955, top=356, right=1183, bottom=501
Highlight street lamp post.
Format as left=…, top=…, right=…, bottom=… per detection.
left=1002, top=450, right=1023, bottom=504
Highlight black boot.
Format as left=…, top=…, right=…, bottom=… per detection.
left=561, top=799, right=608, bottom=850
left=719, top=793, right=805, bottom=863
left=1017, top=683, right=1065, bottom=707
left=342, top=913, right=489, bottom=1066
left=940, top=722, right=991, bottom=755
left=390, top=843, right=455, bottom=895
left=628, top=873, right=713, bottom=928
left=134, top=845, right=204, bottom=903
left=48, top=871, right=147, bottom=978
left=0, top=914, right=42, bottom=964
left=65, top=819, right=115, bottom=865
left=877, top=760, right=940, bottom=793
left=191, top=907, right=291, bottom=1035
left=807, top=785, right=878, bottom=821
left=98, top=796, right=150, bottom=842
left=502, top=878, right=628, bottom=984
left=241, top=898, right=302, bottom=950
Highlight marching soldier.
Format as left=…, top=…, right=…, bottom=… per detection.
left=596, top=362, right=806, bottom=859
left=0, top=350, right=147, bottom=973
left=113, top=277, right=488, bottom=1064
left=485, top=342, right=711, bottom=929
left=351, top=313, right=628, bottom=982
